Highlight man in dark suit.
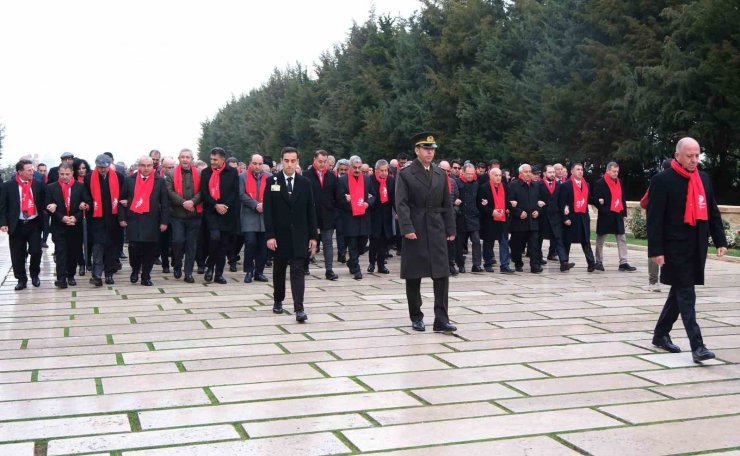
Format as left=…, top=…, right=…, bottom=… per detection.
left=264, top=147, right=318, bottom=321
left=46, top=152, right=75, bottom=184
left=45, top=163, right=89, bottom=288
left=593, top=161, right=636, bottom=271
left=200, top=147, right=240, bottom=284
left=305, top=150, right=339, bottom=281
left=559, top=163, right=601, bottom=272
left=119, top=156, right=170, bottom=286
left=537, top=165, right=573, bottom=272
left=508, top=164, right=542, bottom=273
left=477, top=167, right=515, bottom=274
left=648, top=137, right=727, bottom=362
left=395, top=132, right=457, bottom=333
left=0, top=159, right=45, bottom=290
left=336, top=156, right=375, bottom=280
left=368, top=159, right=395, bottom=274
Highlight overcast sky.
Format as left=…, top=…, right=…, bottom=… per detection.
left=0, top=0, right=420, bottom=167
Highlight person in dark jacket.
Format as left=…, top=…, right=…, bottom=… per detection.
left=165, top=148, right=202, bottom=283
left=536, top=165, right=573, bottom=272
left=200, top=147, right=240, bottom=284
left=305, top=150, right=339, bottom=281
left=368, top=160, right=395, bottom=274
left=477, top=168, right=514, bottom=274
left=648, top=137, right=727, bottom=362
left=439, top=161, right=461, bottom=276
left=336, top=156, right=376, bottom=280
left=46, top=152, right=75, bottom=184
left=593, top=161, right=636, bottom=271
left=456, top=164, right=482, bottom=272
left=119, top=156, right=170, bottom=286
left=559, top=163, right=601, bottom=272
left=508, top=164, right=542, bottom=273
left=238, top=153, right=271, bottom=283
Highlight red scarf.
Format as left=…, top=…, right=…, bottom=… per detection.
left=604, top=177, right=624, bottom=213
left=90, top=168, right=119, bottom=218
left=173, top=165, right=202, bottom=214
left=130, top=173, right=155, bottom=214
left=490, top=181, right=506, bottom=221
left=348, top=174, right=367, bottom=216
left=208, top=165, right=225, bottom=200
left=671, top=159, right=707, bottom=226
left=446, top=176, right=453, bottom=194
left=375, top=175, right=389, bottom=203
left=314, top=168, right=327, bottom=188
left=459, top=173, right=477, bottom=183
left=59, top=180, right=74, bottom=215
left=544, top=179, right=556, bottom=195
left=246, top=172, right=267, bottom=203
left=572, top=179, right=589, bottom=213
left=77, top=176, right=84, bottom=183
left=16, top=176, right=37, bottom=216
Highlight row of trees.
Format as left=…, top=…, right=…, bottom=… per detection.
left=199, top=0, right=740, bottom=203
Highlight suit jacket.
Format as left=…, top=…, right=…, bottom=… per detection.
left=647, top=168, right=726, bottom=287
left=47, top=166, right=60, bottom=184
left=477, top=180, right=510, bottom=241
left=44, top=181, right=89, bottom=232
left=200, top=166, right=240, bottom=234
left=305, top=167, right=338, bottom=231
left=369, top=175, right=395, bottom=238
left=457, top=178, right=480, bottom=232
left=507, top=179, right=540, bottom=232
left=165, top=167, right=202, bottom=219
left=336, top=174, right=376, bottom=237
left=84, top=170, right=126, bottom=234
left=536, top=180, right=563, bottom=240
left=558, top=179, right=591, bottom=243
left=0, top=178, right=46, bottom=235
left=263, top=172, right=318, bottom=260
left=395, top=160, right=455, bottom=279
left=119, top=175, right=171, bottom=243
left=238, top=171, right=271, bottom=232
left=593, top=177, right=627, bottom=235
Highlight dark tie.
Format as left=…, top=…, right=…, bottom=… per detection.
left=287, top=177, right=293, bottom=193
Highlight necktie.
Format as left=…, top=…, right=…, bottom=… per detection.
left=287, top=177, right=293, bottom=193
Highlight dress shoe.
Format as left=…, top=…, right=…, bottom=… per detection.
left=492, top=259, right=497, bottom=265
left=130, top=272, right=139, bottom=284
left=31, top=276, right=41, bottom=287
left=449, top=265, right=458, bottom=276
left=214, top=275, right=228, bottom=284
left=338, top=254, right=346, bottom=264
left=105, top=275, right=114, bottom=285
left=484, top=266, right=495, bottom=273
left=433, top=322, right=457, bottom=333
left=353, top=271, right=363, bottom=280
left=265, top=259, right=273, bottom=267
left=173, top=268, right=182, bottom=279
left=235, top=255, right=241, bottom=263
left=471, top=266, right=484, bottom=273
left=594, top=262, right=605, bottom=271
left=540, top=259, right=548, bottom=265
left=367, top=264, right=375, bottom=273
left=458, top=266, right=467, bottom=274
left=243, top=272, right=253, bottom=283
left=229, top=263, right=238, bottom=273
left=162, top=265, right=171, bottom=274
left=120, top=252, right=128, bottom=260
left=310, top=257, right=318, bottom=265
left=254, top=273, right=269, bottom=282
left=154, top=258, right=162, bottom=266
left=79, top=266, right=86, bottom=276
left=500, top=267, right=515, bottom=274
left=184, top=274, right=195, bottom=283
left=560, top=262, right=575, bottom=272
left=197, top=266, right=205, bottom=274
left=411, top=320, right=426, bottom=332
left=295, top=311, right=308, bottom=323
left=515, top=265, right=524, bottom=272
left=652, top=335, right=681, bottom=353
left=385, top=252, right=394, bottom=258
left=587, top=263, right=596, bottom=273
left=273, top=302, right=284, bottom=314
left=41, top=242, right=49, bottom=249
left=141, top=278, right=153, bottom=286
left=54, top=280, right=68, bottom=289
left=547, top=254, right=558, bottom=261
left=67, top=278, right=77, bottom=286
left=378, top=265, right=390, bottom=274
left=692, top=346, right=716, bottom=363
left=304, top=267, right=310, bottom=275
left=325, top=271, right=339, bottom=281
left=618, top=263, right=637, bottom=272
left=204, top=268, right=214, bottom=282
left=531, top=266, right=543, bottom=274
left=115, top=261, right=122, bottom=272
left=15, top=280, right=27, bottom=291
left=90, top=277, right=103, bottom=287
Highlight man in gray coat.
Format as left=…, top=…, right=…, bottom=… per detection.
left=239, top=153, right=271, bottom=283
left=395, top=132, right=457, bottom=333
left=165, top=148, right=202, bottom=283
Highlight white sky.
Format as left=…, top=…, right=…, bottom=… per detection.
left=0, top=0, right=420, bottom=167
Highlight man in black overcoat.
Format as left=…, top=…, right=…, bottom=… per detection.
left=305, top=150, right=339, bottom=281
left=45, top=163, right=89, bottom=288
left=536, top=165, right=573, bottom=272
left=336, top=156, right=375, bottom=280
left=119, top=156, right=170, bottom=286
left=368, top=160, right=395, bottom=274
left=593, top=161, right=636, bottom=271
left=559, top=163, right=601, bottom=272
left=456, top=164, right=482, bottom=273
left=264, top=147, right=318, bottom=322
left=648, top=137, right=727, bottom=362
left=508, top=164, right=542, bottom=273
left=477, top=168, right=515, bottom=274
left=0, top=159, right=45, bottom=290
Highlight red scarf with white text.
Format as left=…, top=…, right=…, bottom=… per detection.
left=59, top=180, right=74, bottom=215
left=16, top=176, right=37, bottom=216
left=671, top=159, right=707, bottom=226
left=130, top=173, right=155, bottom=214
left=490, top=181, right=506, bottom=221
left=90, top=168, right=119, bottom=218
left=348, top=174, right=367, bottom=216
left=375, top=175, right=389, bottom=203
left=604, top=177, right=624, bottom=213
left=572, top=179, right=588, bottom=213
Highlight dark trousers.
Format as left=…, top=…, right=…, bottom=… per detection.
left=564, top=240, right=595, bottom=266
left=510, top=230, right=540, bottom=269
left=456, top=230, right=481, bottom=268
left=9, top=218, right=42, bottom=280
left=229, top=234, right=242, bottom=267
left=92, top=234, right=118, bottom=278
left=42, top=214, right=50, bottom=243
left=171, top=217, right=201, bottom=275
left=345, top=235, right=368, bottom=273
left=655, top=286, right=704, bottom=351
left=536, top=234, right=567, bottom=264
left=446, top=240, right=456, bottom=267
left=273, top=257, right=305, bottom=311
left=406, top=277, right=449, bottom=325
left=158, top=226, right=171, bottom=268
left=368, top=236, right=390, bottom=267
left=52, top=227, right=81, bottom=280
left=244, top=231, right=267, bottom=274
left=206, top=230, right=235, bottom=275
left=335, top=212, right=346, bottom=256
left=129, top=241, right=158, bottom=280
left=195, top=221, right=209, bottom=269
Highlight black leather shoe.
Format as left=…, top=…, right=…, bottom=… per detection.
left=204, top=268, right=214, bottom=282
left=295, top=311, right=308, bottom=323
left=197, top=266, right=205, bottom=274
left=154, top=258, right=162, bottom=266
left=540, top=259, right=548, bottom=265
left=618, top=263, right=637, bottom=272
left=243, top=272, right=253, bottom=283
left=458, top=266, right=467, bottom=274
left=471, top=266, right=483, bottom=273
left=214, top=275, right=227, bottom=284
left=595, top=262, right=605, bottom=271
left=433, top=322, right=457, bottom=333
left=560, top=262, right=575, bottom=272
left=162, top=265, right=171, bottom=274
left=105, top=275, right=114, bottom=285
left=367, top=264, right=375, bottom=273
left=15, top=280, right=27, bottom=291
left=500, top=267, right=515, bottom=274
left=492, top=259, right=497, bottom=265
left=411, top=320, right=426, bottom=332
left=515, top=265, right=524, bottom=272
left=254, top=273, right=269, bottom=282
left=54, top=280, right=68, bottom=289
left=130, top=272, right=139, bottom=284
left=484, top=266, right=495, bottom=273
left=79, top=266, right=86, bottom=276
left=119, top=252, right=127, bottom=260
left=184, top=274, right=195, bottom=283
left=31, top=276, right=41, bottom=287
left=67, top=278, right=77, bottom=286
left=304, top=267, right=310, bottom=275
left=141, top=278, right=153, bottom=286
left=547, top=254, right=558, bottom=261
left=449, top=265, right=458, bottom=276
left=338, top=254, right=346, bottom=264
left=273, top=302, right=284, bottom=314
left=378, top=265, right=390, bottom=274
left=353, top=271, right=363, bottom=280
left=652, top=335, right=681, bottom=353
left=531, top=267, right=543, bottom=274
left=90, top=277, right=103, bottom=287
left=229, top=264, right=238, bottom=273
left=692, top=346, right=716, bottom=363
left=173, top=268, right=182, bottom=279
left=587, top=264, right=596, bottom=273
left=265, top=260, right=273, bottom=267
left=325, top=271, right=339, bottom=281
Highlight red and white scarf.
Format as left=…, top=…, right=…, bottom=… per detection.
left=173, top=165, right=202, bottom=214
left=375, top=175, right=389, bottom=203
left=490, top=181, right=506, bottom=221
left=671, top=159, right=707, bottom=226
left=130, top=173, right=155, bottom=214
left=544, top=179, right=556, bottom=195
left=572, top=179, right=589, bottom=213
left=208, top=165, right=225, bottom=200
left=90, top=168, right=119, bottom=218
left=58, top=180, right=74, bottom=215
left=348, top=174, right=366, bottom=216
left=16, top=176, right=36, bottom=216
left=604, top=177, right=624, bottom=213
left=246, top=172, right=267, bottom=203
left=314, top=168, right=327, bottom=188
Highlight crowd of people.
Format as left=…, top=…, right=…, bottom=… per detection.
left=0, top=134, right=729, bottom=361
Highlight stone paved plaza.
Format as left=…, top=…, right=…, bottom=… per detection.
left=1, top=236, right=739, bottom=455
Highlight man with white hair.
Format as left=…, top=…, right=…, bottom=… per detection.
left=508, top=164, right=543, bottom=273
left=166, top=148, right=202, bottom=283
left=336, top=155, right=375, bottom=280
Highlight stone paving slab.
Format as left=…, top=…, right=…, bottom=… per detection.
left=0, top=237, right=739, bottom=454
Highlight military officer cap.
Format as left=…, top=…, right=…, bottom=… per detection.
left=411, top=132, right=439, bottom=149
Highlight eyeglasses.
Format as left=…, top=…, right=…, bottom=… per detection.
left=452, top=166, right=461, bottom=169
